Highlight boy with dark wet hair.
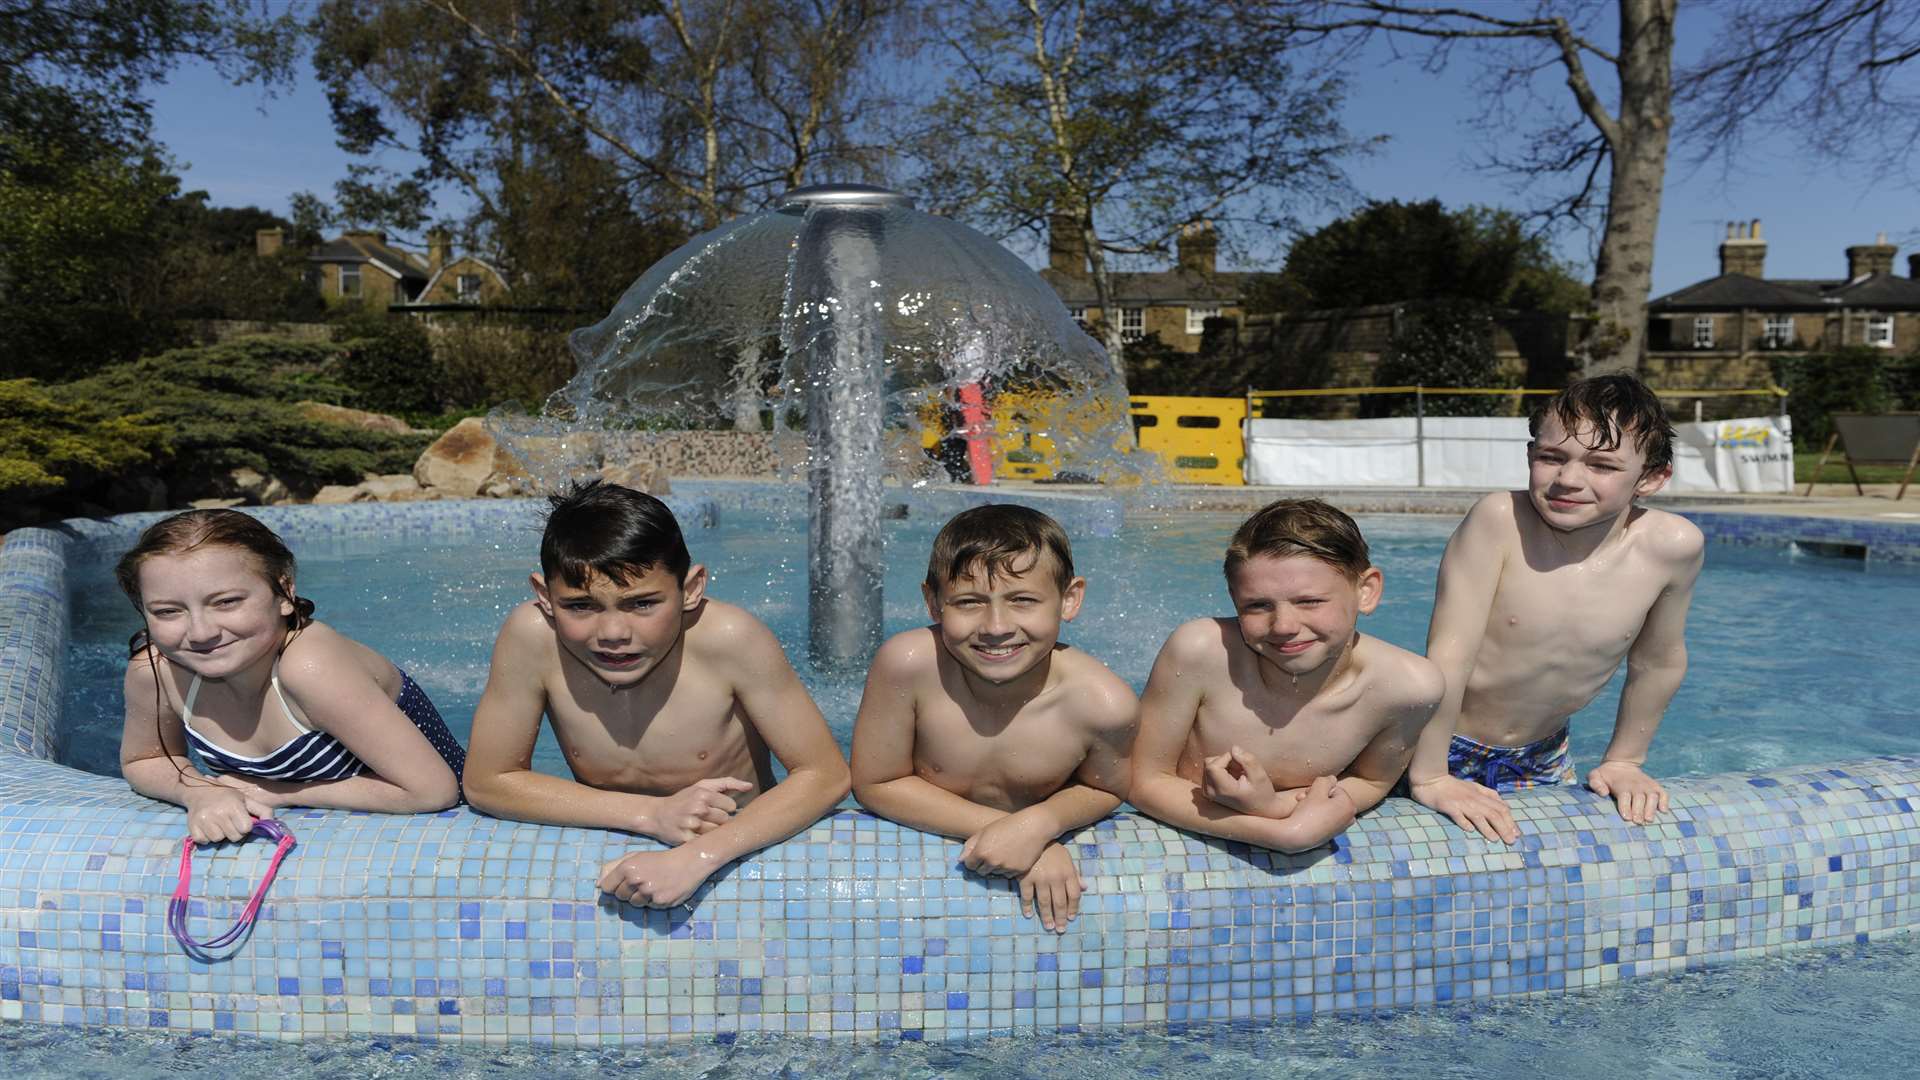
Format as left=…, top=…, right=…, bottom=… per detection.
left=1131, top=499, right=1443, bottom=853
left=851, top=504, right=1137, bottom=932
left=1408, top=373, right=1704, bottom=843
left=465, top=480, right=850, bottom=907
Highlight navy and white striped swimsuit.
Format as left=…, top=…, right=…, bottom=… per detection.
left=181, top=662, right=466, bottom=797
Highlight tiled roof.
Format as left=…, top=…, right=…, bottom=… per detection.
left=1039, top=267, right=1252, bottom=306
left=308, top=234, right=430, bottom=283
left=1651, top=271, right=1920, bottom=311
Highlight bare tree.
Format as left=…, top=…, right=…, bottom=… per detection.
left=912, top=0, right=1364, bottom=379
left=1253, top=0, right=1678, bottom=375
left=1679, top=0, right=1920, bottom=201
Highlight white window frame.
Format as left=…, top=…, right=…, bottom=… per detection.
left=457, top=273, right=483, bottom=303
left=1763, top=314, right=1794, bottom=347
left=1120, top=307, right=1145, bottom=342
left=1185, top=305, right=1221, bottom=336
left=1692, top=316, right=1714, bottom=349
left=1866, top=314, right=1895, bottom=348
left=1068, top=306, right=1088, bottom=328
left=339, top=264, right=362, bottom=298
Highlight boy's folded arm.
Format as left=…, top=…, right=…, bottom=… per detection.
left=849, top=638, right=1007, bottom=839
left=1338, top=662, right=1446, bottom=815
left=680, top=612, right=851, bottom=865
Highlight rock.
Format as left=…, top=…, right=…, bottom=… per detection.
left=359, top=473, right=424, bottom=502
left=227, top=466, right=294, bottom=506
left=596, top=460, right=671, bottom=496
left=414, top=417, right=499, bottom=496
left=297, top=401, right=421, bottom=434
left=188, top=497, right=246, bottom=510
left=311, top=484, right=371, bottom=505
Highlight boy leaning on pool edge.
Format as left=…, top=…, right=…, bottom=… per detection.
left=462, top=480, right=850, bottom=908
left=1406, top=373, right=1705, bottom=843
left=849, top=504, right=1137, bottom=933
left=1129, top=499, right=1443, bottom=853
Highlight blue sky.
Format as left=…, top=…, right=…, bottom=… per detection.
left=144, top=9, right=1917, bottom=299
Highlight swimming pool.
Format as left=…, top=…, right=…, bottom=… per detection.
left=5, top=488, right=1920, bottom=1053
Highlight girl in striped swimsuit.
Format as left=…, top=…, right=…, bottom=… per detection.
left=116, top=510, right=466, bottom=844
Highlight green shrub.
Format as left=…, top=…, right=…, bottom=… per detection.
left=430, top=321, right=577, bottom=412
left=53, top=338, right=430, bottom=494
left=333, top=314, right=445, bottom=416
left=1364, top=300, right=1515, bottom=418
left=1771, top=346, right=1908, bottom=447
left=0, top=379, right=167, bottom=499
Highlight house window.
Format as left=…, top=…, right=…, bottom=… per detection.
left=1692, top=316, right=1714, bottom=349
left=1120, top=307, right=1145, bottom=341
left=1763, top=315, right=1794, bottom=348
left=457, top=273, right=483, bottom=303
left=339, top=265, right=361, bottom=298
left=1867, top=315, right=1895, bottom=348
left=1185, top=305, right=1221, bottom=336
left=1068, top=306, right=1088, bottom=328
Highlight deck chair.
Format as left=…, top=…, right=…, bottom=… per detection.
left=1803, top=412, right=1920, bottom=500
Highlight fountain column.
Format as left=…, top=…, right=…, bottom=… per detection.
left=782, top=186, right=911, bottom=668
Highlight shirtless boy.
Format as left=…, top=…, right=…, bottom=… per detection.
left=464, top=481, right=850, bottom=907
left=1407, top=374, right=1705, bottom=843
left=1130, top=500, right=1443, bottom=853
left=850, top=505, right=1137, bottom=932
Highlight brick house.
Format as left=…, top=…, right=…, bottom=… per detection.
left=1038, top=216, right=1248, bottom=353
left=255, top=227, right=511, bottom=307
left=414, top=231, right=512, bottom=306
left=1645, top=222, right=1920, bottom=392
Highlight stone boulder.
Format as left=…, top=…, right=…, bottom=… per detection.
left=311, top=484, right=372, bottom=505
left=358, top=473, right=428, bottom=502
left=413, top=418, right=500, bottom=496
left=598, top=460, right=670, bottom=496
left=297, top=401, right=421, bottom=435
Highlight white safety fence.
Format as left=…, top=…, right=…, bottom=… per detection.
left=1244, top=414, right=1794, bottom=493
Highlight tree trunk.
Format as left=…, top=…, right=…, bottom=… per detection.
left=1585, top=0, right=1675, bottom=376
left=1080, top=213, right=1128, bottom=383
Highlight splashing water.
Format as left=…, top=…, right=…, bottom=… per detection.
left=488, top=185, right=1147, bottom=666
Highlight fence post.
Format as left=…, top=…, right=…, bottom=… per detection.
left=1415, top=385, right=1426, bottom=488
left=1243, top=385, right=1254, bottom=485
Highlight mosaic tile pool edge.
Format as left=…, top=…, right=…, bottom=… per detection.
left=3, top=499, right=1917, bottom=1045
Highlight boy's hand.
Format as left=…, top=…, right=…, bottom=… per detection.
left=1587, top=761, right=1669, bottom=825
left=1018, top=843, right=1084, bottom=934
left=1202, top=745, right=1289, bottom=818
left=959, top=811, right=1052, bottom=878
left=597, top=847, right=716, bottom=908
left=1409, top=775, right=1519, bottom=844
left=183, top=784, right=273, bottom=845
left=1265, top=776, right=1357, bottom=852
left=642, top=777, right=752, bottom=844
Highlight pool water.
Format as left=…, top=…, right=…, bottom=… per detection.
left=59, top=512, right=1920, bottom=782
left=4, top=932, right=1917, bottom=1077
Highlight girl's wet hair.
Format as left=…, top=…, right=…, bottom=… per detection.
left=541, top=480, right=691, bottom=587
left=1224, top=499, right=1371, bottom=582
left=1529, top=373, right=1675, bottom=473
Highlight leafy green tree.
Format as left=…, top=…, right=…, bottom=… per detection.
left=1247, top=199, right=1588, bottom=315
left=1365, top=300, right=1515, bottom=417
left=1772, top=345, right=1918, bottom=447
left=910, top=0, right=1365, bottom=379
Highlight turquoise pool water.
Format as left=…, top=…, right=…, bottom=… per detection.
left=59, top=513, right=1920, bottom=781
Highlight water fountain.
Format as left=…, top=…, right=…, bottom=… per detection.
left=495, top=183, right=1138, bottom=667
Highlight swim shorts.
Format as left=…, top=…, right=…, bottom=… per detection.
left=1446, top=727, right=1575, bottom=793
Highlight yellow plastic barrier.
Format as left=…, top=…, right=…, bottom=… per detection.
left=1129, top=395, right=1247, bottom=485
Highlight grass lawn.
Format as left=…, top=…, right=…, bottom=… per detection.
left=1795, top=451, right=1917, bottom=484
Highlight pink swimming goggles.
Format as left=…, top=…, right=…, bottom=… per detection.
left=168, top=818, right=296, bottom=959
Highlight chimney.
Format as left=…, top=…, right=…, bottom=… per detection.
left=344, top=228, right=387, bottom=245
left=1846, top=231, right=1896, bottom=279
left=1718, top=219, right=1765, bottom=277
left=1048, top=211, right=1088, bottom=278
left=255, top=227, right=284, bottom=258
left=1177, top=220, right=1218, bottom=276
left=1910, top=252, right=1920, bottom=279
left=427, top=227, right=452, bottom=274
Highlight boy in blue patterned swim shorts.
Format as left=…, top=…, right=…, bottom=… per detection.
left=1405, top=374, right=1706, bottom=844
